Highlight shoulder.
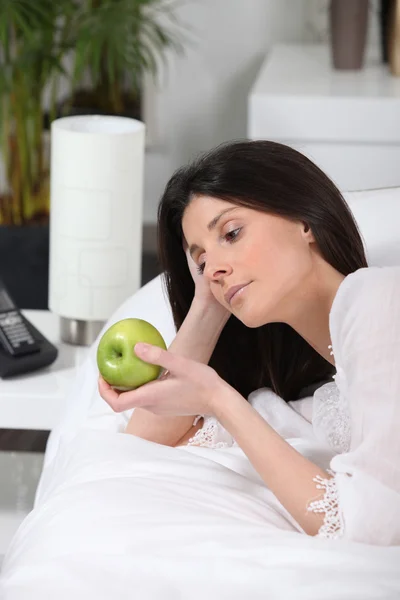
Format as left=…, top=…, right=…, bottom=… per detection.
left=330, top=266, right=400, bottom=353
left=332, top=266, right=400, bottom=317
left=346, top=265, right=400, bottom=287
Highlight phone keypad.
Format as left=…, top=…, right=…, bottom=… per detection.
left=0, top=310, right=40, bottom=356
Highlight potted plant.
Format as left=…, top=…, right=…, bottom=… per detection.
left=0, top=0, right=183, bottom=309
left=0, top=0, right=76, bottom=308
left=62, top=0, right=184, bottom=121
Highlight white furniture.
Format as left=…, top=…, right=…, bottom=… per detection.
left=0, top=310, right=89, bottom=561
left=0, top=310, right=89, bottom=431
left=248, top=44, right=400, bottom=191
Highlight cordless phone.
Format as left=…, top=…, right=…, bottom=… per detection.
left=0, top=278, right=58, bottom=378
left=0, top=287, right=41, bottom=356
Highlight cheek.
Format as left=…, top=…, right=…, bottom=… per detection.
left=240, top=239, right=312, bottom=325
left=259, top=236, right=311, bottom=279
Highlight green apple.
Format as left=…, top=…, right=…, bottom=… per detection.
left=96, top=318, right=167, bottom=391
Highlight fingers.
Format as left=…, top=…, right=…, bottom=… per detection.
left=98, top=376, right=120, bottom=405
left=134, top=345, right=208, bottom=386
left=98, top=373, right=155, bottom=413
left=134, top=343, right=181, bottom=375
left=98, top=376, right=130, bottom=413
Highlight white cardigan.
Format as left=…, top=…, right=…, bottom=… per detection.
left=186, top=266, right=400, bottom=546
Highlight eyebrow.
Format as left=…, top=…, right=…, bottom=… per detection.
left=188, top=207, right=238, bottom=258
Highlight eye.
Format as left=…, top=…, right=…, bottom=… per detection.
left=223, top=227, right=241, bottom=243
left=196, top=227, right=242, bottom=275
left=196, top=263, right=205, bottom=275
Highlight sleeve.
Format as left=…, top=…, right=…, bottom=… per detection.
left=308, top=267, right=400, bottom=545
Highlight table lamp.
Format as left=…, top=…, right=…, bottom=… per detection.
left=48, top=115, right=145, bottom=345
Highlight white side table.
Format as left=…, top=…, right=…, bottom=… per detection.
left=0, top=310, right=90, bottom=562
left=0, top=310, right=89, bottom=431
left=248, top=44, right=400, bottom=191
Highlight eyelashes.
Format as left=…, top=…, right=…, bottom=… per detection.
left=196, top=227, right=242, bottom=275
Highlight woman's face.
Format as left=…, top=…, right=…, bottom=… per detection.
left=181, top=195, right=318, bottom=328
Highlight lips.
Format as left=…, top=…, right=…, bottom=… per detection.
left=224, top=283, right=251, bottom=305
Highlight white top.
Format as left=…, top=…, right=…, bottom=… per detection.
left=186, top=266, right=400, bottom=545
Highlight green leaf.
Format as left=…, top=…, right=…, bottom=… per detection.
left=72, top=0, right=185, bottom=100
left=0, top=0, right=185, bottom=224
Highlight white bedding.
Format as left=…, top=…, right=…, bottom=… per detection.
left=1, top=391, right=400, bottom=600
left=2, top=256, right=400, bottom=597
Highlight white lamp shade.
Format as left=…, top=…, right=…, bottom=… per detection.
left=48, top=115, right=145, bottom=321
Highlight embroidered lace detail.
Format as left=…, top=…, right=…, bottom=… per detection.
left=186, top=416, right=232, bottom=449
left=312, top=380, right=351, bottom=453
left=307, top=474, right=344, bottom=539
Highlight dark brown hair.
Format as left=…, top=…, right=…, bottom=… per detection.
left=157, top=140, right=368, bottom=401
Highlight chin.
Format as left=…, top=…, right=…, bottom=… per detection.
left=236, top=311, right=267, bottom=329
left=232, top=284, right=277, bottom=328
left=236, top=301, right=277, bottom=328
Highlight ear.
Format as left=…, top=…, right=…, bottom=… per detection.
left=301, top=222, right=316, bottom=243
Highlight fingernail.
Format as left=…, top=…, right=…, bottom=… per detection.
left=135, top=342, right=150, bottom=354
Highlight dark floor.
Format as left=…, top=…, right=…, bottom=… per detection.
left=0, top=246, right=161, bottom=453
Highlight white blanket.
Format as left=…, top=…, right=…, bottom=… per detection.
left=1, top=398, right=400, bottom=599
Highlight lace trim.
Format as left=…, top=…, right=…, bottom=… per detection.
left=307, top=474, right=344, bottom=539
left=312, top=381, right=351, bottom=453
left=186, top=416, right=231, bottom=449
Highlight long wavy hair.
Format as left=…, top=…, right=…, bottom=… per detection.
left=156, top=140, right=368, bottom=402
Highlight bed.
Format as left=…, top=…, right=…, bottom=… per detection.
left=1, top=187, right=400, bottom=599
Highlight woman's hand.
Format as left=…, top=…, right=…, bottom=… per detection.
left=186, top=248, right=230, bottom=322
left=98, top=342, right=230, bottom=417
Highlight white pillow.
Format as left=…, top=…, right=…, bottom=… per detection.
left=42, top=186, right=400, bottom=469
left=344, top=187, right=400, bottom=267
left=42, top=274, right=177, bottom=469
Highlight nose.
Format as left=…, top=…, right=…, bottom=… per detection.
left=203, top=256, right=233, bottom=282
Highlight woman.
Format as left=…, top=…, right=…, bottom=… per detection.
left=99, top=140, right=400, bottom=545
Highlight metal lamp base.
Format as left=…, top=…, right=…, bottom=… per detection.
left=60, top=317, right=105, bottom=346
